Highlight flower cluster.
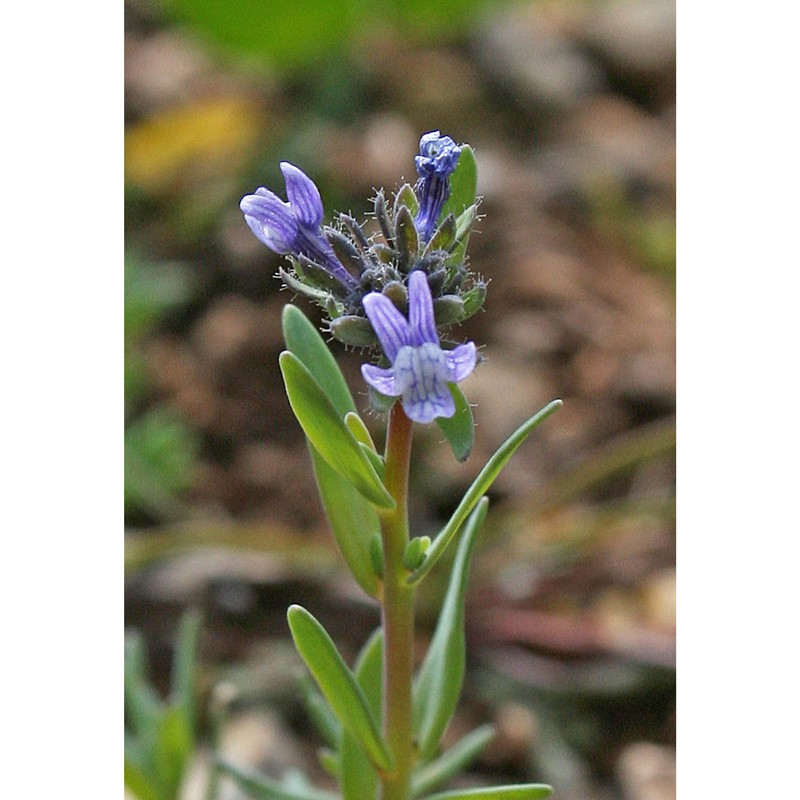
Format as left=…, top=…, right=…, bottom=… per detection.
left=240, top=131, right=485, bottom=422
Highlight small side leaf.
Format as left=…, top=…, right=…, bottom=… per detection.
left=411, top=400, right=562, bottom=585
left=287, top=606, right=393, bottom=773
left=341, top=630, right=384, bottom=800
left=412, top=725, right=495, bottom=798
left=414, top=498, right=489, bottom=759
left=421, top=786, right=553, bottom=800
left=435, top=384, right=475, bottom=462
left=216, top=759, right=338, bottom=800
left=280, top=351, right=395, bottom=509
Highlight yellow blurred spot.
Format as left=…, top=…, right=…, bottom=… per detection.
left=125, top=97, right=263, bottom=193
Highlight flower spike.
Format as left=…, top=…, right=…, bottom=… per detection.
left=361, top=271, right=477, bottom=424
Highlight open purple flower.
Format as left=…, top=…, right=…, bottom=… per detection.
left=361, top=270, right=477, bottom=424
left=240, top=163, right=356, bottom=290
left=414, top=131, right=462, bottom=243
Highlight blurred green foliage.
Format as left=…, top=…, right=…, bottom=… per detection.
left=159, top=0, right=514, bottom=72
left=125, top=611, right=203, bottom=800
left=125, top=251, right=199, bottom=522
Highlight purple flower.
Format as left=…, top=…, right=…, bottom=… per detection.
left=361, top=270, right=477, bottom=424
left=240, top=163, right=356, bottom=290
left=414, top=131, right=462, bottom=243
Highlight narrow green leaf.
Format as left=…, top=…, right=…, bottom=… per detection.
left=440, top=146, right=478, bottom=224
left=287, top=605, right=393, bottom=773
left=280, top=351, right=394, bottom=509
left=341, top=630, right=384, bottom=800
left=412, top=725, right=495, bottom=798
left=282, top=304, right=356, bottom=417
left=216, top=759, right=338, bottom=800
left=414, top=498, right=489, bottom=759
left=421, top=786, right=553, bottom=800
left=410, top=399, right=563, bottom=585
left=169, top=609, right=202, bottom=736
left=310, top=445, right=382, bottom=597
left=435, top=384, right=475, bottom=462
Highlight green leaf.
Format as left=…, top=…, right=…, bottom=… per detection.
left=341, top=630, right=384, bottom=800
left=410, top=399, right=562, bottom=585
left=412, top=725, right=495, bottom=798
left=282, top=305, right=356, bottom=417
left=310, top=445, right=382, bottom=597
left=287, top=605, right=393, bottom=773
left=440, top=146, right=477, bottom=225
left=435, top=384, right=475, bottom=462
left=216, top=758, right=338, bottom=800
left=421, top=786, right=553, bottom=800
left=280, top=351, right=394, bottom=509
left=414, top=498, right=489, bottom=759
left=169, top=609, right=202, bottom=737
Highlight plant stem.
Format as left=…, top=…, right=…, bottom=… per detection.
left=380, top=402, right=415, bottom=800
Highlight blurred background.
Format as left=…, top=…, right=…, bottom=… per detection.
left=124, top=0, right=675, bottom=798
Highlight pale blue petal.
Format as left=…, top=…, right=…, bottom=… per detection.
left=361, top=364, right=399, bottom=397
left=444, top=342, right=477, bottom=383
left=408, top=270, right=439, bottom=346
left=403, top=383, right=455, bottom=424
left=281, top=162, right=324, bottom=229
left=362, top=293, right=412, bottom=362
left=240, top=191, right=298, bottom=253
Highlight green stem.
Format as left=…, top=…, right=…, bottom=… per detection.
left=380, top=402, right=415, bottom=800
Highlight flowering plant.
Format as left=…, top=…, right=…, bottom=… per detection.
left=225, top=132, right=561, bottom=800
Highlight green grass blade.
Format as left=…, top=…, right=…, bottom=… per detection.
left=279, top=351, right=394, bottom=509
left=124, top=758, right=162, bottom=800
left=414, top=499, right=488, bottom=759
left=169, top=609, right=202, bottom=735
left=421, top=786, right=553, bottom=800
left=411, top=725, right=495, bottom=798
left=287, top=605, right=393, bottom=773
left=435, top=384, right=475, bottom=462
left=153, top=706, right=193, bottom=799
left=410, top=400, right=562, bottom=585
left=216, top=759, right=338, bottom=800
